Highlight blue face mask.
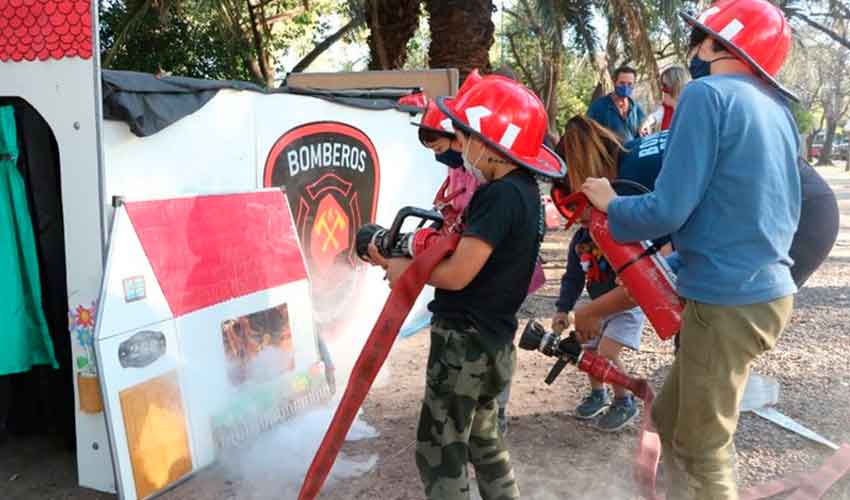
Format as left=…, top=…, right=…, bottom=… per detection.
left=614, top=84, right=633, bottom=98
left=688, top=55, right=712, bottom=79
left=434, top=149, right=463, bottom=169
left=689, top=54, right=736, bottom=79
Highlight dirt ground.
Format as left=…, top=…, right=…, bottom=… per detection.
left=2, top=167, right=849, bottom=500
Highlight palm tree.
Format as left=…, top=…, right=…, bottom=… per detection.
left=542, top=0, right=692, bottom=104
left=426, top=0, right=496, bottom=81
left=504, top=0, right=596, bottom=134
left=364, top=0, right=423, bottom=69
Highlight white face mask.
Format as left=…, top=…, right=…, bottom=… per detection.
left=462, top=136, right=488, bottom=183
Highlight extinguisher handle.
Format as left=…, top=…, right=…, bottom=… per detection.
left=551, top=179, right=650, bottom=231
left=550, top=186, right=589, bottom=230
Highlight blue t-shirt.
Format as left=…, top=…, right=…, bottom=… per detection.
left=587, top=94, right=646, bottom=143
left=607, top=74, right=801, bottom=306
left=619, top=131, right=669, bottom=192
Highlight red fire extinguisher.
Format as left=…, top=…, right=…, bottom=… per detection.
left=551, top=180, right=682, bottom=340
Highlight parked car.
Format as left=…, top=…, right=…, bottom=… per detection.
left=832, top=139, right=848, bottom=159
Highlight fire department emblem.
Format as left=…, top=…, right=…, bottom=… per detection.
left=264, top=122, right=380, bottom=328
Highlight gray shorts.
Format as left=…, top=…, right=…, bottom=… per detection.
left=583, top=306, right=645, bottom=351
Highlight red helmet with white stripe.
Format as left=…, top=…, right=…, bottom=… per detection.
left=436, top=76, right=566, bottom=178
left=682, top=0, right=795, bottom=100
left=411, top=70, right=484, bottom=142
left=414, top=99, right=456, bottom=141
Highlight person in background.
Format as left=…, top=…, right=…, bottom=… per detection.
left=492, top=65, right=519, bottom=81
left=640, top=66, right=691, bottom=134
left=587, top=66, right=646, bottom=142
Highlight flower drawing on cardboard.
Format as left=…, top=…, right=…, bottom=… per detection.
left=70, top=302, right=98, bottom=376
left=69, top=301, right=104, bottom=414
left=221, top=303, right=295, bottom=386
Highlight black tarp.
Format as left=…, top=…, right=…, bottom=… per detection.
left=102, top=70, right=420, bottom=138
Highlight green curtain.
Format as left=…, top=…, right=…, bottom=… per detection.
left=0, top=105, right=57, bottom=374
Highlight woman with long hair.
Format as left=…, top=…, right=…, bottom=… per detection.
left=550, top=115, right=663, bottom=432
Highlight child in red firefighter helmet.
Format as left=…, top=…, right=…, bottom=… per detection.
left=406, top=71, right=547, bottom=436
left=371, top=74, right=565, bottom=500
left=408, top=70, right=485, bottom=215
left=581, top=1, right=800, bottom=497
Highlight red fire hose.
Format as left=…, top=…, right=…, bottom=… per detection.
left=297, top=232, right=461, bottom=500
left=299, top=181, right=849, bottom=499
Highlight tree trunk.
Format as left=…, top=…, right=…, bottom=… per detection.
left=365, top=0, right=422, bottom=70
left=818, top=117, right=838, bottom=166
left=846, top=141, right=850, bottom=172
left=246, top=0, right=273, bottom=86
left=541, top=51, right=561, bottom=136
left=605, top=16, right=620, bottom=76
left=805, top=133, right=816, bottom=162
left=426, top=0, right=495, bottom=81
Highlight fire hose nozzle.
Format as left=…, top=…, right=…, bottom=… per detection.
left=519, top=320, right=649, bottom=396
left=355, top=207, right=445, bottom=261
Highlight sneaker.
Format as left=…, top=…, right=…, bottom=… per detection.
left=575, top=390, right=610, bottom=420
left=596, top=397, right=639, bottom=432
left=498, top=408, right=508, bottom=436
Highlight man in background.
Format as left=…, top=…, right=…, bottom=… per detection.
left=587, top=66, right=646, bottom=142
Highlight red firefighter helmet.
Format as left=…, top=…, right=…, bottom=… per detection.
left=413, top=99, right=456, bottom=144
left=398, top=92, right=428, bottom=110
left=436, top=76, right=566, bottom=178
left=681, top=0, right=796, bottom=100
left=411, top=70, right=484, bottom=143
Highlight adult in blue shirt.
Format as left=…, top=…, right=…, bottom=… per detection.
left=586, top=66, right=646, bottom=143
left=581, top=2, right=801, bottom=498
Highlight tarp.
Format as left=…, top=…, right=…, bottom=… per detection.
left=101, top=70, right=421, bottom=138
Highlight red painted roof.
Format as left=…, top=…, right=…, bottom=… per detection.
left=124, top=191, right=309, bottom=317
left=0, top=0, right=92, bottom=62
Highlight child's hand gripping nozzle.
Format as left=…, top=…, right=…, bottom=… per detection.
left=518, top=320, right=651, bottom=399
left=298, top=206, right=460, bottom=500
left=550, top=182, right=683, bottom=340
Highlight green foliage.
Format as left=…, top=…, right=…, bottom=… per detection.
left=101, top=0, right=350, bottom=83
left=270, top=0, right=340, bottom=71
left=99, top=0, right=255, bottom=81
left=498, top=2, right=597, bottom=134
left=791, top=101, right=816, bottom=135
left=403, top=3, right=430, bottom=70
left=554, top=55, right=597, bottom=130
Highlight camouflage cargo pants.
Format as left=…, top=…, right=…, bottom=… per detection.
left=416, top=318, right=519, bottom=500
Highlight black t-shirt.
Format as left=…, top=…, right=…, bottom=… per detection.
left=428, top=168, right=542, bottom=344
